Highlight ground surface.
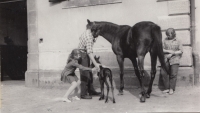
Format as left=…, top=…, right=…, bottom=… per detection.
left=1, top=80, right=200, bottom=113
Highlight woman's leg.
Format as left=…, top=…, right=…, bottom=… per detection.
left=73, top=80, right=81, bottom=100
left=73, top=80, right=81, bottom=95
left=169, top=64, right=179, bottom=94
left=63, top=81, right=78, bottom=100
left=161, top=61, right=170, bottom=92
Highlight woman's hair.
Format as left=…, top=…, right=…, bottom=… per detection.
left=166, top=28, right=175, bottom=36
left=67, top=49, right=80, bottom=63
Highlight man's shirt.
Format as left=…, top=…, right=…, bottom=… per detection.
left=78, top=30, right=94, bottom=54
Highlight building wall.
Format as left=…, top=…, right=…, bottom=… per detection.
left=26, top=0, right=196, bottom=87
left=36, top=0, right=169, bottom=71
left=195, top=0, right=200, bottom=83
left=196, top=0, right=200, bottom=55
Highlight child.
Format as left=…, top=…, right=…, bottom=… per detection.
left=61, top=49, right=97, bottom=102
left=161, top=28, right=183, bottom=95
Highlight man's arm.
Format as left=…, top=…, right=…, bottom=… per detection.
left=88, top=53, right=101, bottom=70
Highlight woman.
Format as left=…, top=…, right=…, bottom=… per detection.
left=161, top=28, right=183, bottom=95
left=61, top=49, right=97, bottom=102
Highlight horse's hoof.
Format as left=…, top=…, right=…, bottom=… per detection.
left=146, top=93, right=150, bottom=98
left=140, top=96, right=146, bottom=103
left=113, top=100, right=116, bottom=103
left=99, top=96, right=104, bottom=100
left=105, top=100, right=108, bottom=103
left=118, top=90, right=123, bottom=95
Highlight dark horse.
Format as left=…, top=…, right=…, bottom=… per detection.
left=87, top=19, right=169, bottom=102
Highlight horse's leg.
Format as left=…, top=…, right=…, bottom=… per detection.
left=109, top=71, right=116, bottom=103
left=99, top=79, right=105, bottom=100
left=130, top=57, right=142, bottom=87
left=146, top=50, right=157, bottom=98
left=137, top=55, right=146, bottom=102
left=104, top=78, right=109, bottom=103
left=116, top=55, right=124, bottom=95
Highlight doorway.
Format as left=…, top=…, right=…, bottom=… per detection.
left=0, top=0, right=28, bottom=80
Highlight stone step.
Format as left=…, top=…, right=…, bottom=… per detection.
left=26, top=67, right=194, bottom=89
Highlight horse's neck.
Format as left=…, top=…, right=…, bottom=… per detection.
left=100, top=24, right=119, bottom=43
left=100, top=33, right=114, bottom=43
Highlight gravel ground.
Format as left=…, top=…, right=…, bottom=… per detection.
left=1, top=80, right=200, bottom=113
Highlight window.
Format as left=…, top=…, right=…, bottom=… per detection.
left=49, top=0, right=122, bottom=8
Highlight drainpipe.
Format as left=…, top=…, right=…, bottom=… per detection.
left=191, top=0, right=199, bottom=86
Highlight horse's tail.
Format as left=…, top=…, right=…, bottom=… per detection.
left=151, top=25, right=169, bottom=74
left=127, top=28, right=132, bottom=45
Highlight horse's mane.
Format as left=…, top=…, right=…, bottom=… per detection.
left=94, top=21, right=120, bottom=34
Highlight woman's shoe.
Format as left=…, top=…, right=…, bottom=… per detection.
left=162, top=89, right=170, bottom=93
left=73, top=96, right=81, bottom=100
left=62, top=98, right=71, bottom=102
left=169, top=89, right=174, bottom=95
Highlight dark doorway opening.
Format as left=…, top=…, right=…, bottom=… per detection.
left=0, top=0, right=28, bottom=81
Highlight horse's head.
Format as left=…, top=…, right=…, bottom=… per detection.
left=87, top=19, right=102, bottom=37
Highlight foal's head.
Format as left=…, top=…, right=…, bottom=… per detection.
left=91, top=55, right=101, bottom=68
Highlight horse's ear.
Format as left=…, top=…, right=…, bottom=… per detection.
left=87, top=19, right=91, bottom=24
left=97, top=56, right=100, bottom=59
left=94, top=55, right=97, bottom=59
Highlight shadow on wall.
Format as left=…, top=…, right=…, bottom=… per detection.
left=49, top=0, right=67, bottom=6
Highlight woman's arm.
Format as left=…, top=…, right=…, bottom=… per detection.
left=74, top=62, right=97, bottom=77
left=74, top=62, right=92, bottom=71
left=175, top=40, right=183, bottom=55
left=163, top=49, right=175, bottom=54
left=163, top=40, right=174, bottom=54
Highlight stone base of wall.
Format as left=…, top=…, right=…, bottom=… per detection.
left=25, top=67, right=194, bottom=89
left=25, top=70, right=39, bottom=87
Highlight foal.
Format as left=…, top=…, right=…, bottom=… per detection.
left=91, top=56, right=116, bottom=103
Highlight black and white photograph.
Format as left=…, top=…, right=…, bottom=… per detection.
left=0, top=0, right=200, bottom=112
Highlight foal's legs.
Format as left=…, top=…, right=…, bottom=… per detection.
left=146, top=50, right=157, bottom=98
left=99, top=79, right=105, bottom=100
left=116, top=55, right=124, bottom=95
left=105, top=79, right=109, bottom=103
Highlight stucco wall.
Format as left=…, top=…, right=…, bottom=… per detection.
left=25, top=0, right=198, bottom=87
left=196, top=0, right=200, bottom=55
left=195, top=0, right=200, bottom=83
left=36, top=0, right=169, bottom=70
